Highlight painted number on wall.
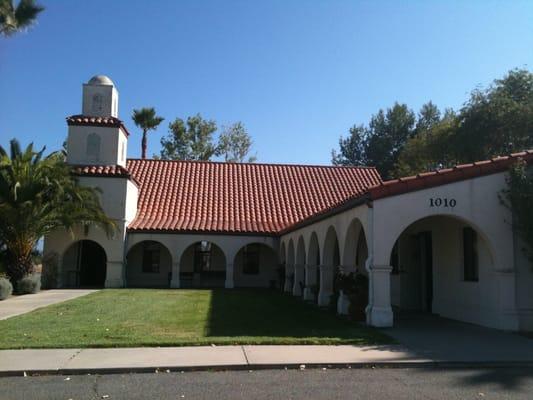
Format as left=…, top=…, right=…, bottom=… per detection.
left=429, top=198, right=457, bottom=208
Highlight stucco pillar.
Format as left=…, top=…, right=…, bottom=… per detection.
left=225, top=263, right=234, bottom=289
left=105, top=261, right=124, bottom=288
left=303, top=265, right=317, bottom=301
left=170, top=261, right=180, bottom=288
left=366, top=264, right=393, bottom=327
left=284, top=264, right=294, bottom=292
left=318, top=265, right=334, bottom=307
left=292, top=264, right=304, bottom=296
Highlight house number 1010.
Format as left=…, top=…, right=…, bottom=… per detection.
left=430, top=198, right=456, bottom=207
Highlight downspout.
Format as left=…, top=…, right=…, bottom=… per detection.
left=365, top=201, right=374, bottom=325
left=122, top=225, right=128, bottom=288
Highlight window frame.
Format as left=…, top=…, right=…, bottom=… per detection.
left=242, top=244, right=260, bottom=275
left=142, top=242, right=161, bottom=274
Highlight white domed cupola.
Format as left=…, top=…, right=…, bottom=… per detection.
left=82, top=74, right=119, bottom=118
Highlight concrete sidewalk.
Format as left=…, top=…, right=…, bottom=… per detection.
left=0, top=345, right=431, bottom=375
left=0, top=290, right=97, bottom=320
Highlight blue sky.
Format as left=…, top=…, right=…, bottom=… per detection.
left=1, top=1, right=532, bottom=165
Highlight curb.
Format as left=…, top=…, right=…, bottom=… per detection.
left=3, top=361, right=533, bottom=377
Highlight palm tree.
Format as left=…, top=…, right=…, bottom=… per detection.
left=0, top=0, right=44, bottom=37
left=132, top=107, right=164, bottom=159
left=0, top=139, right=115, bottom=284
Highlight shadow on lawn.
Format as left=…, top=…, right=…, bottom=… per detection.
left=205, top=288, right=384, bottom=342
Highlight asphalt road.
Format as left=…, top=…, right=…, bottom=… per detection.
left=2, top=367, right=533, bottom=400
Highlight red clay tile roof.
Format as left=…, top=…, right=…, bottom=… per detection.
left=66, top=115, right=130, bottom=136
left=280, top=150, right=533, bottom=234
left=125, top=159, right=382, bottom=234
left=368, top=150, right=533, bottom=200
left=73, top=164, right=139, bottom=185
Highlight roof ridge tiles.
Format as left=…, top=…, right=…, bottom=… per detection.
left=126, top=157, right=379, bottom=170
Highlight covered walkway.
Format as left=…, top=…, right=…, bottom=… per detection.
left=383, top=312, right=533, bottom=362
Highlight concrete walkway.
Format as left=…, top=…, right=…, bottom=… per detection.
left=0, top=289, right=97, bottom=320
left=0, top=345, right=430, bottom=375
left=1, top=309, right=533, bottom=375
left=382, top=313, right=533, bottom=362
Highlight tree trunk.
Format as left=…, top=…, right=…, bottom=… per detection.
left=5, top=250, right=33, bottom=287
left=141, top=130, right=147, bottom=159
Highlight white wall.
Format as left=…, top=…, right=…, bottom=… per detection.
left=279, top=204, right=371, bottom=269
left=67, top=125, right=128, bottom=167
left=372, top=172, right=520, bottom=330
left=126, top=232, right=279, bottom=288
left=126, top=242, right=172, bottom=287
left=392, top=216, right=498, bottom=327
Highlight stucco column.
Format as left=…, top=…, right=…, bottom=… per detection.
left=303, top=265, right=317, bottom=301
left=105, top=261, right=124, bottom=288
left=225, top=263, right=234, bottom=289
left=318, top=265, right=334, bottom=307
left=284, top=264, right=294, bottom=292
left=292, top=264, right=304, bottom=296
left=170, top=261, right=180, bottom=288
left=366, top=264, right=393, bottom=327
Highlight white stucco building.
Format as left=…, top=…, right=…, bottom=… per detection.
left=44, top=75, right=533, bottom=332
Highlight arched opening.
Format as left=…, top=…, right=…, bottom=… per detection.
left=126, top=241, right=172, bottom=288
left=319, top=226, right=340, bottom=306
left=389, top=215, right=494, bottom=326
left=285, top=239, right=295, bottom=292
left=294, top=236, right=306, bottom=295
left=279, top=242, right=287, bottom=291
left=234, top=243, right=278, bottom=288
left=323, top=226, right=340, bottom=268
left=62, top=240, right=106, bottom=288
left=343, top=218, right=368, bottom=275
left=180, top=241, right=226, bottom=288
left=306, top=232, right=321, bottom=300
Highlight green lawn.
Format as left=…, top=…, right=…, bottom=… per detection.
left=0, top=289, right=392, bottom=349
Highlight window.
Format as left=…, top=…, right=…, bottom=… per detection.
left=86, top=133, right=101, bottom=161
left=142, top=242, right=160, bottom=273
left=243, top=244, right=260, bottom=275
left=463, top=227, right=478, bottom=281
left=390, top=241, right=399, bottom=274
left=194, top=241, right=211, bottom=273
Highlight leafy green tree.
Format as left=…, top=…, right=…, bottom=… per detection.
left=395, top=69, right=533, bottom=176
left=415, top=101, right=441, bottom=133
left=0, top=139, right=115, bottom=284
left=365, top=103, right=416, bottom=179
left=500, top=159, right=533, bottom=265
left=0, top=0, right=44, bottom=37
left=332, top=103, right=415, bottom=179
left=395, top=109, right=460, bottom=176
left=331, top=125, right=368, bottom=166
left=132, top=107, right=164, bottom=159
left=159, top=114, right=218, bottom=161
left=454, top=69, right=533, bottom=162
left=218, top=122, right=256, bottom=162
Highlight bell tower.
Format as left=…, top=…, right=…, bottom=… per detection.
left=82, top=75, right=119, bottom=117
left=66, top=75, right=129, bottom=167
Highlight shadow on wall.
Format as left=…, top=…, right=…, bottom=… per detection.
left=205, top=288, right=384, bottom=342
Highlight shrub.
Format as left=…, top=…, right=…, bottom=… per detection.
left=0, top=276, right=13, bottom=300
left=17, top=274, right=41, bottom=294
